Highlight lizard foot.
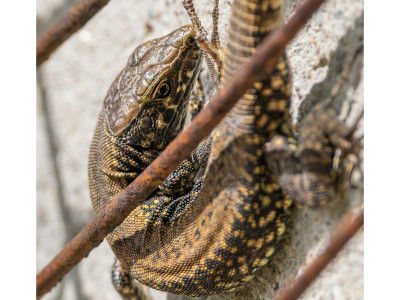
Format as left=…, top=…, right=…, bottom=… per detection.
left=265, top=100, right=363, bottom=207
left=112, top=259, right=151, bottom=300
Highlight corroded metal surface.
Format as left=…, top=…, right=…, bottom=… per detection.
left=274, top=201, right=364, bottom=300
left=36, top=0, right=111, bottom=66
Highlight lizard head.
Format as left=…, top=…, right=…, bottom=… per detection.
left=104, top=25, right=202, bottom=150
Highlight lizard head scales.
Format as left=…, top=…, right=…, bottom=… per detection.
left=103, top=25, right=202, bottom=150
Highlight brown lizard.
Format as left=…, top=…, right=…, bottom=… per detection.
left=88, top=25, right=204, bottom=299
left=88, top=0, right=361, bottom=298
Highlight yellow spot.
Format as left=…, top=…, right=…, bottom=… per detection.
left=242, top=115, right=255, bottom=125
left=266, top=210, right=276, bottom=223
left=228, top=269, right=236, bottom=277
left=240, top=264, right=249, bottom=274
left=247, top=239, right=255, bottom=247
left=244, top=93, right=256, bottom=100
left=271, top=76, right=284, bottom=89
left=244, top=275, right=255, bottom=282
left=258, top=217, right=267, bottom=228
left=266, top=247, right=275, bottom=257
left=254, top=82, right=263, bottom=90
left=275, top=201, right=283, bottom=208
left=258, top=258, right=269, bottom=267
left=262, top=183, right=276, bottom=194
left=276, top=223, right=286, bottom=236
left=157, top=119, right=168, bottom=128
left=252, top=258, right=260, bottom=267
left=262, top=88, right=272, bottom=96
left=260, top=195, right=271, bottom=207
left=257, top=114, right=269, bottom=128
left=235, top=212, right=245, bottom=223
left=239, top=186, right=249, bottom=197
left=186, top=70, right=193, bottom=78
left=266, top=232, right=275, bottom=243
left=266, top=120, right=279, bottom=131
left=277, top=61, right=286, bottom=70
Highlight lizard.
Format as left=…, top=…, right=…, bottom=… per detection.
left=88, top=24, right=205, bottom=299
left=88, top=0, right=362, bottom=298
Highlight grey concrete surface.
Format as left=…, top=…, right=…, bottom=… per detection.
left=36, top=0, right=363, bottom=299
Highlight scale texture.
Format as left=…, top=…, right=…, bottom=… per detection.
left=88, top=0, right=360, bottom=298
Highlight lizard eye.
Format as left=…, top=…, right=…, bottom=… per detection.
left=155, top=82, right=171, bottom=99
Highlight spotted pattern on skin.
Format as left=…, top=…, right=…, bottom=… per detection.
left=89, top=0, right=358, bottom=297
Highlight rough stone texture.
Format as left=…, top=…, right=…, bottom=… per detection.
left=36, top=0, right=363, bottom=299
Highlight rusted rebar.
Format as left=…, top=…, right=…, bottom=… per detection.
left=36, top=0, right=111, bottom=67
left=273, top=200, right=364, bottom=300
left=36, top=0, right=328, bottom=297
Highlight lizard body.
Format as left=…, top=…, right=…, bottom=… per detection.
left=88, top=25, right=203, bottom=298
left=96, top=0, right=292, bottom=297
left=88, top=0, right=360, bottom=298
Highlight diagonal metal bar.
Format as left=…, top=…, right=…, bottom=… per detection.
left=36, top=0, right=328, bottom=297
left=273, top=200, right=364, bottom=300
left=36, top=0, right=111, bottom=67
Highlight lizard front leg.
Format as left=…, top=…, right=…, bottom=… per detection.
left=159, top=136, right=211, bottom=197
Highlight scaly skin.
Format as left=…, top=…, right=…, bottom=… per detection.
left=106, top=0, right=292, bottom=296
left=88, top=25, right=203, bottom=299
left=89, top=0, right=360, bottom=298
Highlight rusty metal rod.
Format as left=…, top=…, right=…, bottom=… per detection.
left=36, top=0, right=111, bottom=67
left=273, top=200, right=364, bottom=300
left=36, top=0, right=328, bottom=297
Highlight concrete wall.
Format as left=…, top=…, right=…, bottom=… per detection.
left=37, top=0, right=364, bottom=299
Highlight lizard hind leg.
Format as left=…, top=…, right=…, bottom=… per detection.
left=335, top=104, right=364, bottom=189
left=265, top=100, right=362, bottom=208
left=265, top=44, right=364, bottom=207
left=112, top=259, right=151, bottom=300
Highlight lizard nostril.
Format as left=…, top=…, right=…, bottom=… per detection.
left=187, top=36, right=194, bottom=44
